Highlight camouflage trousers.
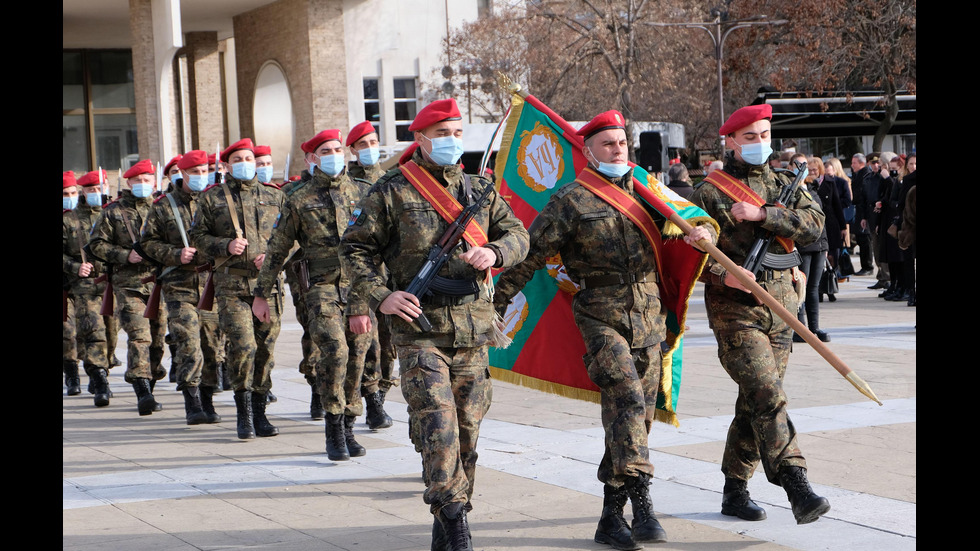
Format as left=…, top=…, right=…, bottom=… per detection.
left=399, top=344, right=492, bottom=515
left=289, top=283, right=320, bottom=378
left=580, top=325, right=662, bottom=488
left=305, top=284, right=371, bottom=416
left=164, top=299, right=221, bottom=389
left=705, top=276, right=807, bottom=485
left=216, top=294, right=282, bottom=394
left=114, top=288, right=167, bottom=382
left=69, top=285, right=109, bottom=375
left=361, top=313, right=398, bottom=395
left=64, top=297, right=76, bottom=365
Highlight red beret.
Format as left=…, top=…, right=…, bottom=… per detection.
left=220, top=138, right=255, bottom=162
left=254, top=145, right=272, bottom=157
left=346, top=121, right=377, bottom=147
left=577, top=110, right=627, bottom=140
left=302, top=130, right=342, bottom=154
left=207, top=154, right=217, bottom=165
left=398, top=143, right=419, bottom=165
left=77, top=170, right=104, bottom=187
left=164, top=155, right=182, bottom=175
left=719, top=104, right=772, bottom=136
left=409, top=98, right=461, bottom=132
left=63, top=171, right=77, bottom=189
left=178, top=150, right=209, bottom=170
left=123, top=159, right=155, bottom=179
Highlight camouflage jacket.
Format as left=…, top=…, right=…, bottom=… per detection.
left=63, top=199, right=106, bottom=292
left=690, top=152, right=824, bottom=292
left=140, top=186, right=210, bottom=302
left=347, top=160, right=385, bottom=185
left=87, top=190, right=156, bottom=293
left=341, top=151, right=530, bottom=348
left=495, top=167, right=679, bottom=348
left=254, top=168, right=371, bottom=300
left=188, top=174, right=286, bottom=296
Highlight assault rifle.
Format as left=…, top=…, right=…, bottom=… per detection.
left=404, top=182, right=494, bottom=332
left=742, top=159, right=807, bottom=278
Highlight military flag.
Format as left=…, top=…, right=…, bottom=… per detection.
left=489, top=89, right=716, bottom=426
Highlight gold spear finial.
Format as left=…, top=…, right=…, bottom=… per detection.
left=496, top=71, right=523, bottom=96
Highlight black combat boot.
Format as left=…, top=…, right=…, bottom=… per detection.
left=307, top=376, right=325, bottom=420
left=431, top=515, right=449, bottom=551
left=324, top=412, right=350, bottom=461
left=266, top=391, right=277, bottom=403
left=721, top=477, right=767, bottom=521
left=133, top=378, right=162, bottom=416
left=64, top=361, right=81, bottom=396
left=234, top=390, right=256, bottom=440
left=626, top=474, right=667, bottom=543
left=438, top=502, right=474, bottom=551
left=200, top=386, right=222, bottom=423
left=252, top=391, right=279, bottom=437
left=365, top=390, right=393, bottom=430
left=343, top=414, right=366, bottom=457
left=92, top=368, right=111, bottom=407
left=779, top=466, right=831, bottom=524
left=219, top=362, right=232, bottom=391
left=594, top=484, right=641, bottom=550
left=182, top=386, right=209, bottom=425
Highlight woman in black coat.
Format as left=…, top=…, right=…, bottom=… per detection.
left=810, top=158, right=847, bottom=297
left=877, top=155, right=908, bottom=300
left=796, top=157, right=832, bottom=341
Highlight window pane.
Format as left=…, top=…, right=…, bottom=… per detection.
left=364, top=102, right=380, bottom=122
left=94, top=113, right=138, bottom=172
left=393, top=78, right=416, bottom=99
left=64, top=52, right=85, bottom=111
left=89, top=51, right=135, bottom=109
left=396, top=124, right=413, bottom=142
left=363, top=78, right=379, bottom=100
left=394, top=101, right=417, bottom=121
left=64, top=115, right=88, bottom=174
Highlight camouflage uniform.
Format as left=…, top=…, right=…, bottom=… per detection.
left=255, top=167, right=373, bottom=417
left=188, top=174, right=285, bottom=395
left=140, top=186, right=221, bottom=390
left=280, top=173, right=320, bottom=384
left=88, top=190, right=168, bottom=383
left=349, top=161, right=398, bottom=398
left=689, top=152, right=825, bottom=486
left=495, top=167, right=688, bottom=488
left=63, top=198, right=110, bottom=383
left=342, top=151, right=529, bottom=514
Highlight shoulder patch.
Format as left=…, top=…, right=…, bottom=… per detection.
left=552, top=181, right=580, bottom=201
left=348, top=207, right=367, bottom=226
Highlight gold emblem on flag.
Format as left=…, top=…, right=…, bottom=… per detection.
left=502, top=291, right=530, bottom=339
left=517, top=122, right=565, bottom=193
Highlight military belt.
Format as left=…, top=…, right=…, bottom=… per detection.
left=579, top=271, right=658, bottom=290
left=307, top=256, right=342, bottom=275
left=214, top=266, right=259, bottom=278
left=756, top=268, right=790, bottom=283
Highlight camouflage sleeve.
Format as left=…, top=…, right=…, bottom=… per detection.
left=494, top=194, right=570, bottom=307
left=88, top=209, right=129, bottom=265
left=341, top=184, right=392, bottom=316
left=254, top=201, right=298, bottom=299
left=140, top=204, right=181, bottom=266
left=758, top=181, right=826, bottom=248
left=482, top=181, right=530, bottom=269
left=188, top=193, right=229, bottom=263
left=63, top=218, right=79, bottom=276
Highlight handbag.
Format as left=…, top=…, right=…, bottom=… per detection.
left=820, top=259, right=839, bottom=296
left=838, top=248, right=855, bottom=277
left=842, top=204, right=856, bottom=224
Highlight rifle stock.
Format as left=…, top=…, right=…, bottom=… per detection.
left=142, top=274, right=160, bottom=319
left=197, top=270, right=215, bottom=311
left=742, top=160, right=807, bottom=277
left=63, top=289, right=69, bottom=322
left=99, top=277, right=114, bottom=316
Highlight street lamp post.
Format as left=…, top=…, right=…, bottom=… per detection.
left=647, top=5, right=786, bottom=154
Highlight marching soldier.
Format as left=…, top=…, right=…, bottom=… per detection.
left=87, top=160, right=168, bottom=415
left=140, top=150, right=223, bottom=425
left=342, top=98, right=529, bottom=551
left=689, top=104, right=831, bottom=525
left=189, top=139, right=286, bottom=439
left=494, top=111, right=714, bottom=549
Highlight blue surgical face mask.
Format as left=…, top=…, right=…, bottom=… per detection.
left=208, top=171, right=216, bottom=185
left=85, top=191, right=102, bottom=206
left=791, top=165, right=810, bottom=182
left=131, top=183, right=154, bottom=198
left=64, top=195, right=79, bottom=210
left=736, top=140, right=773, bottom=166
left=358, top=147, right=380, bottom=166
left=186, top=173, right=209, bottom=192
left=317, top=153, right=346, bottom=177
left=231, top=161, right=256, bottom=180
left=256, top=165, right=274, bottom=183
left=586, top=147, right=631, bottom=179
left=423, top=134, right=464, bottom=166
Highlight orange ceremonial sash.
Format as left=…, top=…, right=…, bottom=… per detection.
left=574, top=167, right=663, bottom=269
left=400, top=160, right=489, bottom=248
left=701, top=169, right=794, bottom=253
